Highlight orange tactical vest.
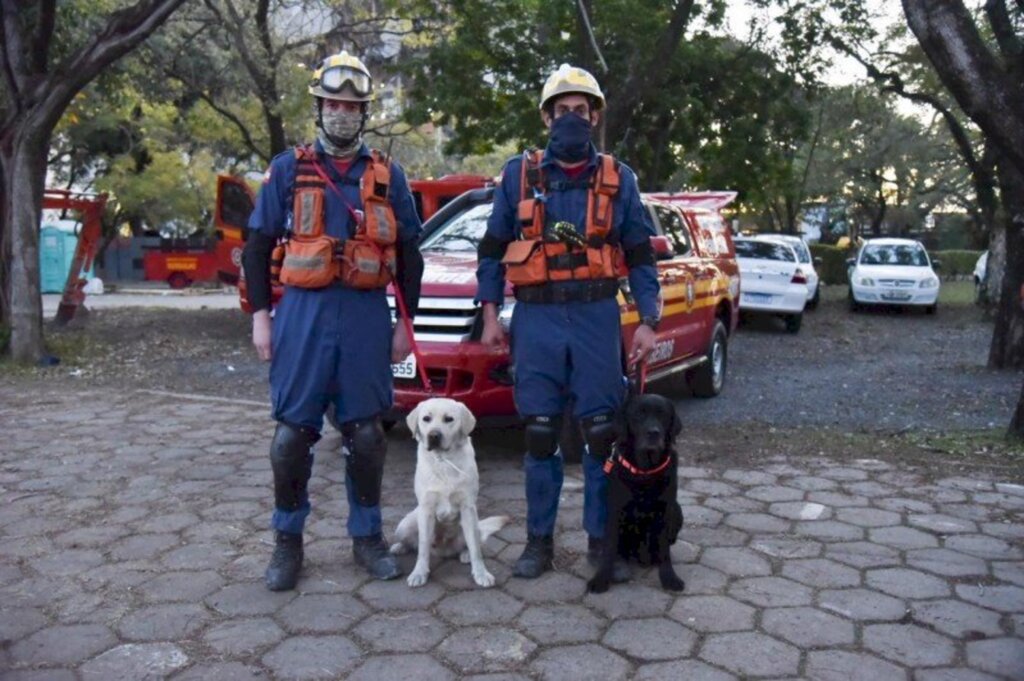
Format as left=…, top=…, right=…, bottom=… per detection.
left=501, top=149, right=623, bottom=286
left=271, top=145, right=397, bottom=290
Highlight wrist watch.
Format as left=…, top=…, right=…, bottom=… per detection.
left=640, top=315, right=660, bottom=332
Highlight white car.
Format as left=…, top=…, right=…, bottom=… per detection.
left=762, top=234, right=821, bottom=308
left=847, top=238, right=940, bottom=314
left=974, top=251, right=989, bottom=303
left=734, top=236, right=809, bottom=333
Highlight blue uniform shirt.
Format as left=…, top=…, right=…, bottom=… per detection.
left=248, top=140, right=421, bottom=245
left=476, top=143, right=660, bottom=319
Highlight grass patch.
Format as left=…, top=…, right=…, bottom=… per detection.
left=901, top=429, right=1024, bottom=463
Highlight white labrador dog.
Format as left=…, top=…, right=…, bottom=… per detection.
left=391, top=397, right=508, bottom=588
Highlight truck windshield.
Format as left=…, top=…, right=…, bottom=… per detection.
left=420, top=203, right=492, bottom=252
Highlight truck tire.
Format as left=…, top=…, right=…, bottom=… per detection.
left=168, top=272, right=190, bottom=289
left=686, top=320, right=727, bottom=398
left=784, top=313, right=803, bottom=334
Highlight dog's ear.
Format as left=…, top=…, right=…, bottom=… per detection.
left=457, top=402, right=477, bottom=437
left=405, top=403, right=421, bottom=441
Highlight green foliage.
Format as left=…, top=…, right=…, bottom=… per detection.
left=933, top=250, right=984, bottom=279
left=809, top=243, right=854, bottom=285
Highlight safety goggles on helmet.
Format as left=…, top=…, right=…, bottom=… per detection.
left=315, top=66, right=372, bottom=97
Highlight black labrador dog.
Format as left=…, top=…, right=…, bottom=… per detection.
left=588, top=393, right=685, bottom=593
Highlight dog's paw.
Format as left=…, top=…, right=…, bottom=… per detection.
left=472, top=566, right=495, bottom=588
left=660, top=573, right=686, bottom=592
left=459, top=550, right=471, bottom=564
left=407, top=568, right=430, bottom=587
left=587, top=576, right=611, bottom=594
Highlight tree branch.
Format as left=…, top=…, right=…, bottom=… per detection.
left=984, top=0, right=1024, bottom=72
left=0, top=0, right=29, bottom=105
left=30, top=0, right=55, bottom=75
left=195, top=89, right=270, bottom=164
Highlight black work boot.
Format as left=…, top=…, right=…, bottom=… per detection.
left=352, top=533, right=401, bottom=580
left=513, top=534, right=554, bottom=578
left=265, top=531, right=303, bottom=591
left=587, top=536, right=632, bottom=583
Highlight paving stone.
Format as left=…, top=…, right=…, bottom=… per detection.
left=723, top=469, right=777, bottom=486
left=819, top=588, right=907, bottom=621
left=171, top=662, right=264, bottom=681
left=53, top=525, right=129, bottom=548
left=767, top=501, right=831, bottom=520
left=108, top=533, right=180, bottom=560
left=530, top=643, right=631, bottom=681
left=503, top=571, right=586, bottom=604
left=700, top=632, right=800, bottom=677
left=844, top=481, right=895, bottom=497
left=784, top=476, right=838, bottom=491
left=517, top=604, right=605, bottom=644
left=937, top=477, right=992, bottom=492
left=729, top=577, right=813, bottom=607
left=982, top=521, right=1024, bottom=541
left=276, top=593, right=369, bottom=633
left=634, top=659, right=737, bottom=681
left=80, top=643, right=189, bottom=681
left=993, top=560, right=1024, bottom=586
left=585, top=581, right=671, bottom=618
left=357, top=578, right=446, bottom=609
left=827, top=541, right=901, bottom=568
left=704, top=495, right=766, bottom=513
left=805, top=650, right=908, bottom=681
left=351, top=611, right=448, bottom=652
left=436, top=589, right=523, bottom=625
left=724, top=512, right=790, bottom=534
left=995, top=482, right=1024, bottom=496
left=745, top=486, right=804, bottom=502
left=161, top=543, right=236, bottom=570
left=136, top=512, right=201, bottom=533
left=462, top=674, right=532, bottom=681
left=139, top=570, right=224, bottom=603
left=944, top=534, right=1022, bottom=560
left=955, top=584, right=1024, bottom=613
left=203, top=618, right=286, bottom=656
left=668, top=595, right=755, bottom=632
left=835, top=507, right=902, bottom=527
left=687, top=479, right=739, bottom=496
left=206, top=582, right=295, bottom=616
left=9, top=623, right=117, bottom=666
left=0, top=672, right=77, bottom=681
left=808, top=491, right=870, bottom=508
left=666, top=564, right=728, bottom=595
left=700, top=547, right=772, bottom=577
left=750, top=537, right=822, bottom=559
left=965, top=637, right=1024, bottom=678
left=438, top=626, right=537, bottom=673
left=937, top=503, right=995, bottom=522
left=28, top=549, right=106, bottom=576
left=907, top=513, right=979, bottom=534
left=680, top=505, right=724, bottom=527
left=783, top=558, right=861, bottom=588
left=906, top=548, right=989, bottom=577
left=0, top=606, right=48, bottom=642
left=870, top=526, right=941, bottom=550
left=912, top=599, right=1004, bottom=638
left=867, top=568, right=951, bottom=599
left=795, top=520, right=864, bottom=542
left=876, top=497, right=936, bottom=513
left=762, top=606, right=856, bottom=647
left=116, top=603, right=210, bottom=641
left=679, top=466, right=714, bottom=479
left=347, top=654, right=455, bottom=681
left=603, top=617, right=697, bottom=660
left=863, top=623, right=957, bottom=667
left=816, top=466, right=869, bottom=481
left=261, top=635, right=362, bottom=680
left=914, top=669, right=1002, bottom=681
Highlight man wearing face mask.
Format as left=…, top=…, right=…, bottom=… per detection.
left=242, top=50, right=423, bottom=591
left=476, top=64, right=659, bottom=579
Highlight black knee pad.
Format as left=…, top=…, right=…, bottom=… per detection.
left=525, top=414, right=561, bottom=458
left=343, top=417, right=387, bottom=507
left=269, top=422, right=320, bottom=511
left=581, top=411, right=618, bottom=460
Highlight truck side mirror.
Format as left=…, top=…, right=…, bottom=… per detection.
left=650, top=235, right=673, bottom=260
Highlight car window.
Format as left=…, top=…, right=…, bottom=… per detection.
left=654, top=206, right=691, bottom=256
left=789, top=240, right=811, bottom=264
left=734, top=240, right=795, bottom=262
left=860, top=244, right=928, bottom=267
left=419, top=202, right=492, bottom=252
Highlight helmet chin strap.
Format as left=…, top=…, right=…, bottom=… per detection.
left=316, top=99, right=368, bottom=152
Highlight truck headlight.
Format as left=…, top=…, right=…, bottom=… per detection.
left=857, top=277, right=875, bottom=286
left=919, top=277, right=939, bottom=289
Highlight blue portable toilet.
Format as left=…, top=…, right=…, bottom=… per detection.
left=39, top=223, right=93, bottom=293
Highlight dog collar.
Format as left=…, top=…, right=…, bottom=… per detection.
left=603, top=450, right=671, bottom=477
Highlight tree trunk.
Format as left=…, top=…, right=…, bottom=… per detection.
left=1009, top=377, right=1024, bottom=440
left=2, top=123, right=49, bottom=363
left=988, top=159, right=1024, bottom=369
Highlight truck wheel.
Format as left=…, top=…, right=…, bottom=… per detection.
left=687, top=320, right=727, bottom=398
left=559, top=407, right=585, bottom=465
left=168, top=272, right=190, bottom=289
left=784, top=313, right=803, bottom=334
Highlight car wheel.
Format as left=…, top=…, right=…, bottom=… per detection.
left=807, top=285, right=820, bottom=310
left=784, top=313, right=803, bottom=334
left=925, top=304, right=937, bottom=315
left=847, top=288, right=861, bottom=312
left=687, top=320, right=728, bottom=398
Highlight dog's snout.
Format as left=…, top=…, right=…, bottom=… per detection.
left=426, top=430, right=443, bottom=449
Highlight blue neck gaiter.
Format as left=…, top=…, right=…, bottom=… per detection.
left=548, top=114, right=592, bottom=163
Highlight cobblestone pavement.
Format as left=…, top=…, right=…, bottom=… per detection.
left=2, top=387, right=1023, bottom=680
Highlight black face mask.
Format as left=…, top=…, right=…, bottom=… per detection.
left=548, top=113, right=592, bottom=162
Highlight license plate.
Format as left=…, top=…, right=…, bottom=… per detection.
left=391, top=355, right=417, bottom=379
left=744, top=292, right=772, bottom=303
left=881, top=292, right=912, bottom=301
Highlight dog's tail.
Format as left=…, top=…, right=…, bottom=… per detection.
left=478, top=515, right=511, bottom=543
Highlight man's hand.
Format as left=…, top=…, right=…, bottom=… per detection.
left=480, top=303, right=506, bottom=348
left=392, top=320, right=413, bottom=363
left=629, top=323, right=656, bottom=367
left=252, top=310, right=272, bottom=362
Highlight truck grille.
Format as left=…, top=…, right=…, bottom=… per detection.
left=387, top=296, right=479, bottom=342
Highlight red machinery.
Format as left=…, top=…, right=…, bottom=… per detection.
left=42, top=189, right=107, bottom=325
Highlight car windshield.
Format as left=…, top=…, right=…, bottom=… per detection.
left=420, top=202, right=492, bottom=252
left=734, top=240, right=795, bottom=262
left=860, top=244, right=928, bottom=267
